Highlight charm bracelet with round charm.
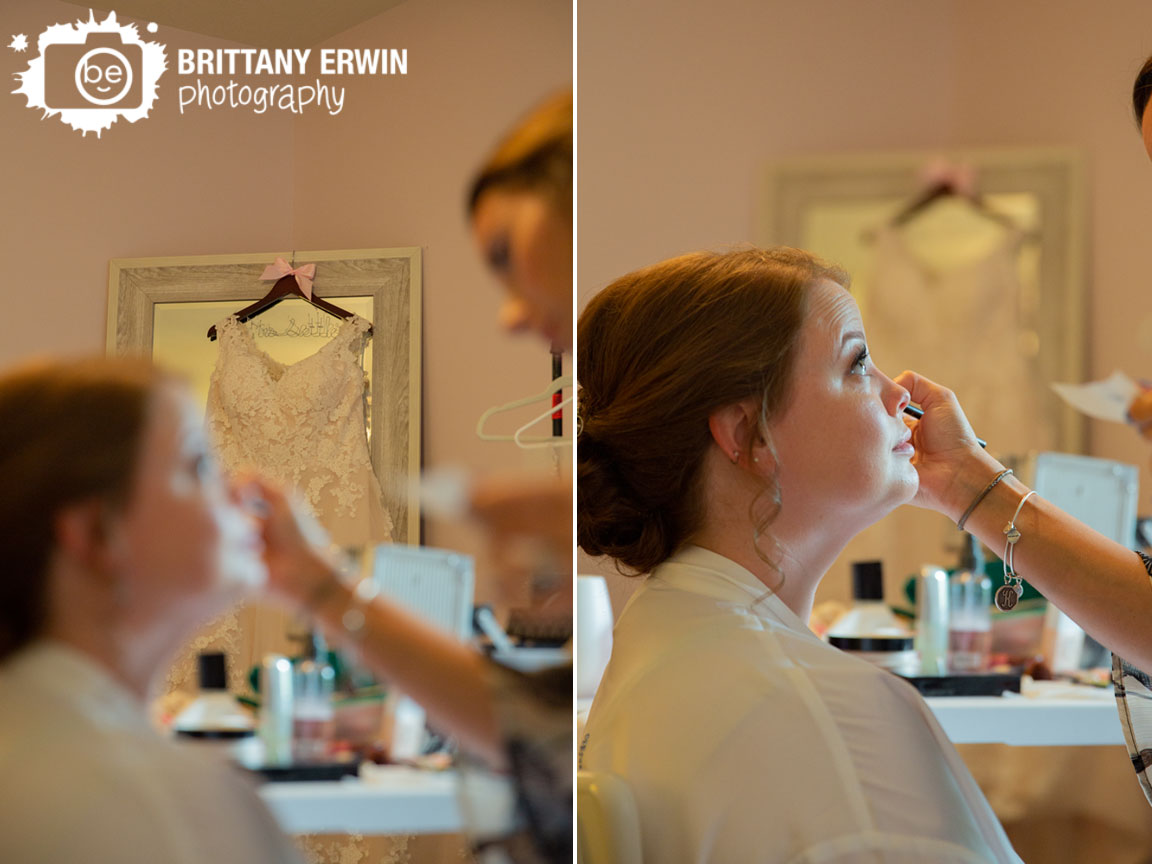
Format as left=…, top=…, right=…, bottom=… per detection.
left=996, top=489, right=1038, bottom=612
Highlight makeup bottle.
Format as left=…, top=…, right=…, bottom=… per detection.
left=917, top=566, right=950, bottom=675
left=171, top=652, right=254, bottom=739
left=260, top=654, right=294, bottom=766
left=828, top=561, right=909, bottom=638
left=828, top=561, right=918, bottom=676
left=949, top=534, right=992, bottom=673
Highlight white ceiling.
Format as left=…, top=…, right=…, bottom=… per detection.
left=69, top=1, right=406, bottom=48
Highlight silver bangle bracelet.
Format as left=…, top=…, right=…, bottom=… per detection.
left=957, top=468, right=1013, bottom=531
left=340, top=576, right=380, bottom=640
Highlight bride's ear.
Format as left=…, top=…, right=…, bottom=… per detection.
left=54, top=499, right=127, bottom=579
left=708, top=399, right=766, bottom=468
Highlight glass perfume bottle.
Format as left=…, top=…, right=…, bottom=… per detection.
left=292, top=632, right=336, bottom=762
left=949, top=534, right=993, bottom=673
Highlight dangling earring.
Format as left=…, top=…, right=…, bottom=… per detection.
left=731, top=450, right=739, bottom=464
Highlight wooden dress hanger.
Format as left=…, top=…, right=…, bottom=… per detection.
left=207, top=262, right=371, bottom=340
left=862, top=170, right=1034, bottom=244
left=887, top=179, right=1021, bottom=233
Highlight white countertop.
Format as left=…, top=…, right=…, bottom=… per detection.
left=258, top=764, right=518, bottom=837
left=925, top=680, right=1123, bottom=746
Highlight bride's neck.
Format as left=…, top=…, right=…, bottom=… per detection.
left=690, top=515, right=854, bottom=626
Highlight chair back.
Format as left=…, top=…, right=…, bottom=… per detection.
left=576, top=770, right=643, bottom=864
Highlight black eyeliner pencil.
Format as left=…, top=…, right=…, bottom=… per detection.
left=903, top=404, right=988, bottom=449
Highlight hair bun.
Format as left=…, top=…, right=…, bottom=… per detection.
left=577, top=441, right=676, bottom=574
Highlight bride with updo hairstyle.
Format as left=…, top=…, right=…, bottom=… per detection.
left=577, top=246, right=1024, bottom=863
left=577, top=247, right=833, bottom=576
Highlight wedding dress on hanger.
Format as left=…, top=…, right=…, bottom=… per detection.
left=865, top=225, right=1043, bottom=457
left=845, top=223, right=1044, bottom=634
left=168, top=313, right=392, bottom=696
left=166, top=313, right=468, bottom=864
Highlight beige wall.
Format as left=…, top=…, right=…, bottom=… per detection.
left=291, top=0, right=572, bottom=605
left=0, top=0, right=571, bottom=607
left=578, top=0, right=1152, bottom=617
left=0, top=0, right=295, bottom=361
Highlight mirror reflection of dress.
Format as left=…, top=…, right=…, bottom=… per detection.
left=867, top=225, right=1042, bottom=457
left=841, top=222, right=1043, bottom=625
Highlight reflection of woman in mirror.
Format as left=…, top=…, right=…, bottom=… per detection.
left=577, top=247, right=1023, bottom=861
left=0, top=358, right=302, bottom=863
left=467, top=88, right=573, bottom=583
left=258, top=90, right=573, bottom=864
left=469, top=91, right=572, bottom=353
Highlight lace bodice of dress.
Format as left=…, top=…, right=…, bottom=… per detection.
left=206, top=313, right=393, bottom=547
left=866, top=226, right=1041, bottom=455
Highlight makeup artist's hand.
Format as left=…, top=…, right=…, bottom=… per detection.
left=470, top=474, right=572, bottom=603
left=894, top=370, right=1003, bottom=522
left=234, top=474, right=339, bottom=612
left=470, top=475, right=571, bottom=562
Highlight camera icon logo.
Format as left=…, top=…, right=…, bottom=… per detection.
left=44, top=32, right=143, bottom=109
left=12, top=11, right=166, bottom=137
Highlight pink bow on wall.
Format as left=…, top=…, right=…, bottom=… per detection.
left=260, top=257, right=317, bottom=299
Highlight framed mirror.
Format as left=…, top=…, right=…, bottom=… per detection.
left=762, top=146, right=1086, bottom=453
left=106, top=247, right=422, bottom=544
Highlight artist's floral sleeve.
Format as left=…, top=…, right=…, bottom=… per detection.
left=472, top=662, right=572, bottom=864
left=1112, top=551, right=1152, bottom=806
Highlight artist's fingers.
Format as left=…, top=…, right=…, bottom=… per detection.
left=229, top=470, right=284, bottom=513
left=893, top=370, right=956, bottom=410
left=893, top=369, right=983, bottom=450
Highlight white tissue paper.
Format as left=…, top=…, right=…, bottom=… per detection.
left=1050, top=370, right=1141, bottom=424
